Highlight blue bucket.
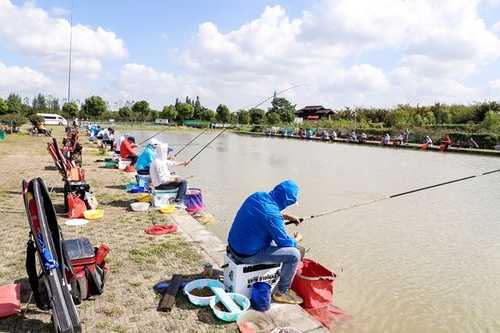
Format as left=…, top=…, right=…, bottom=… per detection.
left=251, top=282, right=271, bottom=312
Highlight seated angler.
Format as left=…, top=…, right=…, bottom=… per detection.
left=120, top=136, right=139, bottom=166
left=227, top=180, right=304, bottom=305
left=150, top=143, right=190, bottom=206
left=136, top=138, right=160, bottom=175
left=101, top=128, right=115, bottom=150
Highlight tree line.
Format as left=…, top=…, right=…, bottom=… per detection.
left=1, top=92, right=499, bottom=133
left=0, top=93, right=298, bottom=127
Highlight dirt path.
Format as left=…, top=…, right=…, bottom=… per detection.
left=0, top=129, right=237, bottom=333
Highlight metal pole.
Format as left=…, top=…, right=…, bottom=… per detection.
left=66, top=0, right=74, bottom=119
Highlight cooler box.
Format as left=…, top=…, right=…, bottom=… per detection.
left=152, top=189, right=178, bottom=207
left=223, top=253, right=281, bottom=298
left=118, top=158, right=132, bottom=170
left=136, top=175, right=152, bottom=190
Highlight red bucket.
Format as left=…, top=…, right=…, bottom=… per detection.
left=291, top=258, right=336, bottom=309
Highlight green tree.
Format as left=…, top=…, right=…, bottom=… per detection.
left=81, top=96, right=107, bottom=118
left=6, top=94, right=23, bottom=114
left=32, top=93, right=48, bottom=112
left=0, top=98, right=7, bottom=115
left=0, top=113, right=27, bottom=128
left=28, top=114, right=44, bottom=126
left=237, top=110, right=250, bottom=124
left=230, top=112, right=239, bottom=124
left=132, top=100, right=151, bottom=121
left=216, top=104, right=231, bottom=123
left=268, top=97, right=296, bottom=123
left=48, top=97, right=61, bottom=113
left=193, top=96, right=203, bottom=119
left=249, top=108, right=265, bottom=124
left=265, top=112, right=281, bottom=125
left=160, top=105, right=178, bottom=121
left=62, top=102, right=79, bottom=118
left=200, top=108, right=215, bottom=122
left=481, top=111, right=500, bottom=132
left=176, top=102, right=194, bottom=121
left=118, top=106, right=133, bottom=121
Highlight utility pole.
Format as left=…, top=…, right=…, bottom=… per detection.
left=66, top=0, right=74, bottom=119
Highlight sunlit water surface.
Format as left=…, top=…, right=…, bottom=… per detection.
left=129, top=130, right=500, bottom=333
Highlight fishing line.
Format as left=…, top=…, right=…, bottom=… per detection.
left=286, top=168, right=500, bottom=224
left=187, top=129, right=228, bottom=163
left=137, top=127, right=171, bottom=146
left=174, top=129, right=208, bottom=157
left=245, top=84, right=304, bottom=110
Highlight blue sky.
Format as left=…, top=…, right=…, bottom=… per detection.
left=1, top=0, right=500, bottom=110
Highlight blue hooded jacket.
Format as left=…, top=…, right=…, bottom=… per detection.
left=136, top=144, right=155, bottom=171
left=228, top=180, right=298, bottom=256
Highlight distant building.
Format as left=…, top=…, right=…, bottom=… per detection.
left=295, top=105, right=335, bottom=121
left=155, top=118, right=169, bottom=125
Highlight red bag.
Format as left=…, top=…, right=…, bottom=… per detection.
left=67, top=194, right=86, bottom=219
left=0, top=284, right=21, bottom=318
left=291, top=258, right=336, bottom=309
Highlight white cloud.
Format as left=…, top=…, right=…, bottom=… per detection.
left=172, top=1, right=500, bottom=109
left=0, top=61, right=52, bottom=96
left=0, top=0, right=127, bottom=78
left=1, top=1, right=500, bottom=109
left=111, top=64, right=213, bottom=109
left=490, top=79, right=500, bottom=90
left=493, top=22, right=500, bottom=35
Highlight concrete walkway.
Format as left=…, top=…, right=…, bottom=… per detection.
left=171, top=212, right=329, bottom=333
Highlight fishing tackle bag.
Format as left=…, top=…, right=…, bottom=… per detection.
left=23, top=178, right=81, bottom=333
left=64, top=238, right=109, bottom=302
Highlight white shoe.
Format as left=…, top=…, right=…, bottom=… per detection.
left=174, top=202, right=187, bottom=209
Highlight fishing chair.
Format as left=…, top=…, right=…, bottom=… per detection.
left=22, top=178, right=81, bottom=333
left=48, top=138, right=95, bottom=212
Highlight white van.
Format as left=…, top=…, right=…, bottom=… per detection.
left=37, top=113, right=68, bottom=126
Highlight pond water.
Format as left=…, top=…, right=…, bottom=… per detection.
left=129, top=130, right=500, bottom=333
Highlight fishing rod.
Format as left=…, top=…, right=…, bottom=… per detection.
left=187, top=128, right=228, bottom=163
left=137, top=127, right=171, bottom=146
left=174, top=129, right=208, bottom=157
left=286, top=168, right=500, bottom=225
left=246, top=84, right=304, bottom=110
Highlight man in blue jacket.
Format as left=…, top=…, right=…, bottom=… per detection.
left=228, top=180, right=303, bottom=304
left=136, top=138, right=160, bottom=174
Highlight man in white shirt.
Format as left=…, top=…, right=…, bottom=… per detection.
left=150, top=143, right=190, bottom=204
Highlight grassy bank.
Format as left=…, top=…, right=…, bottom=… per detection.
left=0, top=128, right=237, bottom=332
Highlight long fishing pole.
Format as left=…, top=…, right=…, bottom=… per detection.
left=137, top=127, right=171, bottom=146
left=174, top=129, right=207, bottom=157
left=286, top=168, right=500, bottom=225
left=246, top=84, right=304, bottom=110
left=187, top=129, right=227, bottom=163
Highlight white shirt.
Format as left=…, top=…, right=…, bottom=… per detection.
left=115, top=135, right=125, bottom=152
left=150, top=159, right=175, bottom=186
